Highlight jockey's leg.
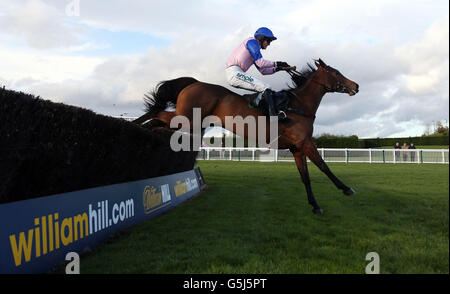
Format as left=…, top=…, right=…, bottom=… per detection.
left=226, top=66, right=270, bottom=93
left=261, top=89, right=277, bottom=116
left=260, top=89, right=288, bottom=121
left=226, top=66, right=287, bottom=121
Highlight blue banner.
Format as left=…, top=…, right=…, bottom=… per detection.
left=0, top=167, right=206, bottom=274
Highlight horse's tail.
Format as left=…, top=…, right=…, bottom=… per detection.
left=133, top=77, right=198, bottom=124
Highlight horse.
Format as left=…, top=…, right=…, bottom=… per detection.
left=134, top=58, right=359, bottom=215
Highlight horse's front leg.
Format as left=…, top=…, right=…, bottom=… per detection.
left=291, top=148, right=324, bottom=215
left=304, top=140, right=355, bottom=196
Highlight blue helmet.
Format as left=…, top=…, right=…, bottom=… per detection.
left=254, top=27, right=277, bottom=41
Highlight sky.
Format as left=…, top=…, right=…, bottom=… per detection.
left=0, top=0, right=448, bottom=139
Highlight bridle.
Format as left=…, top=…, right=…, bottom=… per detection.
left=287, top=68, right=345, bottom=93
left=281, top=65, right=357, bottom=120
left=284, top=67, right=345, bottom=120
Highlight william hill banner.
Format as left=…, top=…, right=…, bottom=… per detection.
left=0, top=167, right=206, bottom=274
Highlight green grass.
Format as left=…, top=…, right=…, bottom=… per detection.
left=76, top=161, right=449, bottom=274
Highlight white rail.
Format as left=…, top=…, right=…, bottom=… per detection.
left=197, top=147, right=449, bottom=164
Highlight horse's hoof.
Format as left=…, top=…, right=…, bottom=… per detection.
left=343, top=188, right=355, bottom=196
left=313, top=208, right=324, bottom=215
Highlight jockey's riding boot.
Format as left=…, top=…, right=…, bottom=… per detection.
left=262, top=89, right=278, bottom=117
left=274, top=91, right=290, bottom=121
left=262, top=89, right=288, bottom=121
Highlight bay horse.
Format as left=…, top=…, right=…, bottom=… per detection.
left=134, top=58, right=359, bottom=214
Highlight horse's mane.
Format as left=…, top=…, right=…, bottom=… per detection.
left=286, top=63, right=317, bottom=91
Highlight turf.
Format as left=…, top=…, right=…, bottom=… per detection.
left=76, top=161, right=449, bottom=274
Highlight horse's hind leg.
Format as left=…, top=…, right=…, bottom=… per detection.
left=291, top=149, right=323, bottom=215
left=133, top=112, right=153, bottom=125
left=304, top=140, right=355, bottom=196
left=137, top=111, right=176, bottom=130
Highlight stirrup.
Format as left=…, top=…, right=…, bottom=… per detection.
left=277, top=110, right=289, bottom=121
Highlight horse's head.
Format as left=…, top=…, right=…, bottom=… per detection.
left=314, top=59, right=359, bottom=96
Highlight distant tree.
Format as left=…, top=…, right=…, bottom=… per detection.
left=423, top=120, right=449, bottom=136
left=422, top=123, right=431, bottom=136
left=436, top=121, right=449, bottom=135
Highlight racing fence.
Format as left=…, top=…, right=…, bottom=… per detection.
left=198, top=147, right=449, bottom=164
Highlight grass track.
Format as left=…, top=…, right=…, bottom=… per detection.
left=77, top=161, right=449, bottom=274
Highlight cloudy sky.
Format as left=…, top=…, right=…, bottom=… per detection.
left=0, top=0, right=448, bottom=138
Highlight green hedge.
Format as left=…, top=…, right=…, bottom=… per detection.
left=0, top=88, right=198, bottom=204
left=312, top=134, right=449, bottom=148
left=313, top=135, right=360, bottom=148
left=360, top=136, right=449, bottom=148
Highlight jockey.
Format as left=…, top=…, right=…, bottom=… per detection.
left=226, top=27, right=294, bottom=120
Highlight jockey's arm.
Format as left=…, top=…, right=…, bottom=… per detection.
left=246, top=39, right=277, bottom=75
left=255, top=63, right=277, bottom=75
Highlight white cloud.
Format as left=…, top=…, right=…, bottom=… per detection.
left=395, top=17, right=449, bottom=97
left=0, top=48, right=104, bottom=84
left=0, top=0, right=82, bottom=49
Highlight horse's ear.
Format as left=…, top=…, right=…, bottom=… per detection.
left=314, top=59, right=321, bottom=67
left=315, top=58, right=326, bottom=68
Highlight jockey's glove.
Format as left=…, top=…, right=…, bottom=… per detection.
left=276, top=61, right=290, bottom=71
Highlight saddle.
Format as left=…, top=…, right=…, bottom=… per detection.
left=242, top=91, right=307, bottom=117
